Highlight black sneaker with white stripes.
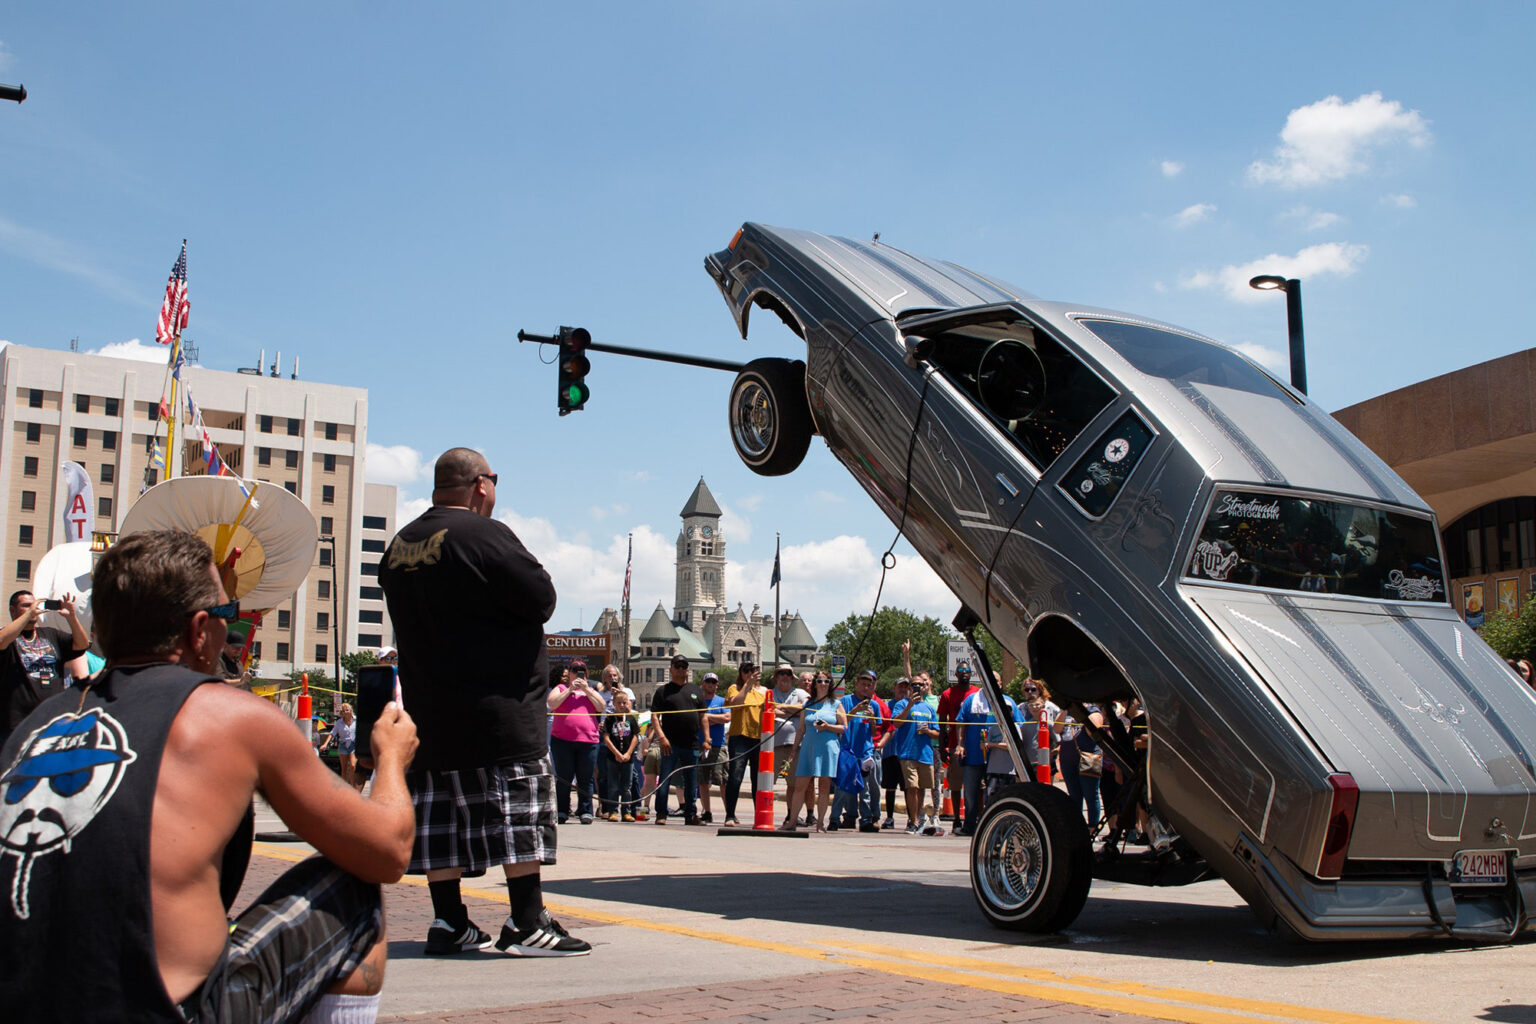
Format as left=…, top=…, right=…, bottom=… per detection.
left=424, top=918, right=494, bottom=955
left=494, top=910, right=592, bottom=957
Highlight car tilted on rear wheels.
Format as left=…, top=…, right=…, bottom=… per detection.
left=705, top=222, right=1536, bottom=941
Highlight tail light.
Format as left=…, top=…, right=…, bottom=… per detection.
left=1316, top=773, right=1359, bottom=880
left=728, top=227, right=743, bottom=251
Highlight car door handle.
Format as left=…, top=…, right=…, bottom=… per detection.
left=995, top=473, right=1019, bottom=498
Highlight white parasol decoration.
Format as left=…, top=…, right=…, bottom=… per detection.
left=119, top=477, right=318, bottom=611
left=31, top=540, right=96, bottom=632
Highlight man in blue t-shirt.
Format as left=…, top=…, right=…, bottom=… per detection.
left=697, top=673, right=730, bottom=824
left=955, top=688, right=1016, bottom=836
left=889, top=677, right=940, bottom=833
left=830, top=669, right=887, bottom=832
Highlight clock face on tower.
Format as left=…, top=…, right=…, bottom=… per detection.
left=702, top=525, right=713, bottom=537
left=688, top=527, right=697, bottom=538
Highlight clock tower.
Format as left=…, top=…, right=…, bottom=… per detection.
left=674, top=477, right=725, bottom=633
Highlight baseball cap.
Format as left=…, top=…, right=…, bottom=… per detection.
left=858, top=669, right=877, bottom=681
left=671, top=653, right=689, bottom=667
left=703, top=671, right=719, bottom=682
left=775, top=663, right=794, bottom=675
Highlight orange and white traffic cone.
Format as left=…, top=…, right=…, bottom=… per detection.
left=941, top=765, right=954, bottom=819
left=297, top=672, right=313, bottom=747
left=1036, top=714, right=1051, bottom=784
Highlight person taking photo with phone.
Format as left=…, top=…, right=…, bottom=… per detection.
left=0, top=589, right=90, bottom=746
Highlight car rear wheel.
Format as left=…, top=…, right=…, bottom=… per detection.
left=970, top=782, right=1092, bottom=932
left=728, top=358, right=813, bottom=476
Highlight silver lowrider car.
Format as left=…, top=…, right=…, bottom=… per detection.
left=704, top=222, right=1536, bottom=941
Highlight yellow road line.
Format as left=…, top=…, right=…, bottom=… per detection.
left=249, top=846, right=1430, bottom=1024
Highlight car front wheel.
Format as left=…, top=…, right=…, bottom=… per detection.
left=970, top=782, right=1092, bottom=932
left=728, top=358, right=813, bottom=476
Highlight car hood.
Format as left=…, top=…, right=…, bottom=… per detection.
left=1185, top=584, right=1536, bottom=857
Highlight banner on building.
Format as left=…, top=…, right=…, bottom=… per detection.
left=60, top=461, right=94, bottom=542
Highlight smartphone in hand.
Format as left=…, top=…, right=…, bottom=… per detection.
left=354, top=664, right=398, bottom=761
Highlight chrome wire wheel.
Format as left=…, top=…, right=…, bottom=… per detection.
left=976, top=802, right=1046, bottom=915
left=731, top=377, right=777, bottom=461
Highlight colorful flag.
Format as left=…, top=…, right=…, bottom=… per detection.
left=622, top=534, right=633, bottom=607
left=171, top=343, right=187, bottom=381
left=148, top=440, right=164, bottom=469
left=157, top=397, right=170, bottom=421
left=770, top=537, right=781, bottom=589
left=155, top=241, right=189, bottom=345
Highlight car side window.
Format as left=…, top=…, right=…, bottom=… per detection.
left=926, top=321, right=1115, bottom=469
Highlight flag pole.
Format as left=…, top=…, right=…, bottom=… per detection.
left=166, top=338, right=179, bottom=478
left=620, top=532, right=632, bottom=685
left=773, top=532, right=781, bottom=666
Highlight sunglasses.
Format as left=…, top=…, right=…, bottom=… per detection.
left=476, top=472, right=498, bottom=486
left=200, top=600, right=240, bottom=622
left=1023, top=687, right=1039, bottom=694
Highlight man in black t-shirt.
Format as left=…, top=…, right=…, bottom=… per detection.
left=378, top=447, right=590, bottom=958
left=0, top=589, right=90, bottom=744
left=648, top=654, right=709, bottom=825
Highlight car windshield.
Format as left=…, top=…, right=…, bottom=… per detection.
left=1078, top=319, right=1293, bottom=399
left=1186, top=489, right=1447, bottom=602
left=924, top=319, right=1115, bottom=469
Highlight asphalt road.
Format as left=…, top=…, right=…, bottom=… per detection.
left=250, top=798, right=1534, bottom=1024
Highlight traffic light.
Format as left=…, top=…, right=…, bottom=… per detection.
left=556, top=326, right=591, bottom=415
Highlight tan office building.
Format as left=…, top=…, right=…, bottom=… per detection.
left=1336, top=347, right=1536, bottom=624
left=0, top=343, right=393, bottom=676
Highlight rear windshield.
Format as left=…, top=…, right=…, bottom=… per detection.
left=1185, top=489, right=1447, bottom=602
left=1078, top=319, right=1293, bottom=399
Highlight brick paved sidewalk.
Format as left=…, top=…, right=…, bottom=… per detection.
left=380, top=970, right=1160, bottom=1024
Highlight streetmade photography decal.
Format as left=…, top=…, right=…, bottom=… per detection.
left=1216, top=494, right=1281, bottom=520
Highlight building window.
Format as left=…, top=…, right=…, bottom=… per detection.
left=20, top=491, right=36, bottom=511
left=257, top=447, right=271, bottom=466
left=361, top=538, right=385, bottom=553
left=319, top=547, right=332, bottom=567
left=317, top=579, right=331, bottom=599
left=259, top=415, right=273, bottom=433
left=325, top=422, right=338, bottom=441
left=28, top=389, right=42, bottom=408
left=104, top=397, right=119, bottom=417
left=285, top=449, right=299, bottom=469
left=358, top=633, right=382, bottom=648
left=359, top=609, right=383, bottom=624
left=251, top=642, right=262, bottom=658
left=322, top=485, right=335, bottom=504
left=19, top=525, right=33, bottom=546
left=287, top=418, right=300, bottom=437
left=16, top=560, right=30, bottom=580
left=101, top=464, right=114, bottom=484
left=323, top=453, right=336, bottom=472
left=362, top=562, right=379, bottom=577
left=284, top=481, right=297, bottom=495
left=73, top=427, right=88, bottom=448
left=362, top=515, right=387, bottom=531
left=315, top=644, right=328, bottom=663
left=102, top=430, right=117, bottom=450
left=276, top=642, right=290, bottom=661
left=320, top=516, right=333, bottom=535
left=1444, top=497, right=1536, bottom=578
left=277, top=610, right=291, bottom=629
left=316, top=612, right=329, bottom=631
left=22, top=457, right=37, bottom=477
left=98, top=497, right=112, bottom=519
left=76, top=394, right=90, bottom=414
left=360, top=585, right=382, bottom=600
left=25, top=423, right=40, bottom=443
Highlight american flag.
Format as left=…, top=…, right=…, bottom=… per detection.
left=621, top=534, right=633, bottom=607
left=155, top=241, right=189, bottom=345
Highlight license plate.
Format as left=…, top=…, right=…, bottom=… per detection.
left=1450, top=849, right=1508, bottom=886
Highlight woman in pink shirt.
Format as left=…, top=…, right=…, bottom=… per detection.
left=547, top=659, right=606, bottom=824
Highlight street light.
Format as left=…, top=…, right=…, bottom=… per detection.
left=0, top=83, right=24, bottom=104
left=319, top=534, right=342, bottom=696
left=1249, top=275, right=1307, bottom=395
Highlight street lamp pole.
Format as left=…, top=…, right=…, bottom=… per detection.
left=319, top=534, right=341, bottom=695
left=1249, top=275, right=1307, bottom=395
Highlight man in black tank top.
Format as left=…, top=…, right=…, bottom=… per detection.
left=0, top=530, right=420, bottom=1023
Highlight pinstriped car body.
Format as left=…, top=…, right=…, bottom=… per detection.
left=706, top=222, right=1536, bottom=939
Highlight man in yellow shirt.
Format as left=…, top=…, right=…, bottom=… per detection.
left=722, top=662, right=766, bottom=826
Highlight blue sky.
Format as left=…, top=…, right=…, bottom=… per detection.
left=3, top=4, right=1532, bottom=638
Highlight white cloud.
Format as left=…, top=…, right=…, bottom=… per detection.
left=496, top=514, right=675, bottom=631
left=1382, top=193, right=1417, bottom=208
left=1181, top=242, right=1369, bottom=303
left=625, top=469, right=651, bottom=482
left=718, top=500, right=753, bottom=545
left=87, top=337, right=167, bottom=363
left=588, top=504, right=627, bottom=521
left=1281, top=205, right=1343, bottom=231
left=1228, top=341, right=1288, bottom=372
left=1248, top=92, right=1430, bottom=188
left=1161, top=161, right=1184, bottom=178
left=396, top=495, right=429, bottom=527
left=1171, top=203, right=1216, bottom=228
left=366, top=443, right=430, bottom=486
left=0, top=214, right=144, bottom=305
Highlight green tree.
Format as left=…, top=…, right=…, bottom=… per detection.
left=820, top=607, right=952, bottom=690
left=1479, top=603, right=1536, bottom=663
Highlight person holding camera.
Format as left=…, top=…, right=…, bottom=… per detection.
left=0, top=589, right=90, bottom=744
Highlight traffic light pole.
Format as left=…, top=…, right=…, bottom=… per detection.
left=517, top=330, right=746, bottom=373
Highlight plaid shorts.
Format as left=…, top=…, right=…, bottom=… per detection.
left=407, top=756, right=557, bottom=874
left=181, top=856, right=382, bottom=1023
